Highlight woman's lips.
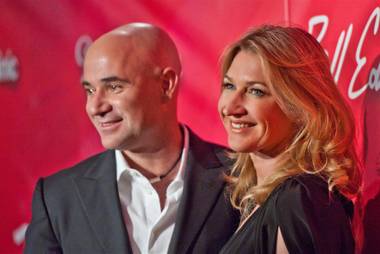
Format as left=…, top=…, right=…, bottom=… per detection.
left=229, top=121, right=256, bottom=132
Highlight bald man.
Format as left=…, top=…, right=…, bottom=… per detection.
left=24, top=23, right=239, bottom=254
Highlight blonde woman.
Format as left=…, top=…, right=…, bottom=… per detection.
left=218, top=25, right=361, bottom=254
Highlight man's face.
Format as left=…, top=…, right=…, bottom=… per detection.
left=82, top=39, right=164, bottom=152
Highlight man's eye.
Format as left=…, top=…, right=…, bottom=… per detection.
left=85, top=87, right=95, bottom=95
left=109, top=83, right=123, bottom=92
left=222, top=82, right=235, bottom=90
left=248, top=88, right=265, bottom=97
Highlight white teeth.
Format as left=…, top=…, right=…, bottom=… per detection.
left=231, top=122, right=251, bottom=129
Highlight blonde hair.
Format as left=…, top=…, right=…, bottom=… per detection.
left=221, top=25, right=362, bottom=218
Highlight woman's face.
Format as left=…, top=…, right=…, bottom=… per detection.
left=218, top=50, right=294, bottom=156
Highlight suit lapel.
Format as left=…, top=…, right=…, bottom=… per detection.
left=72, top=150, right=133, bottom=254
left=168, top=132, right=227, bottom=254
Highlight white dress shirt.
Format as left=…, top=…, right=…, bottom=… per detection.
left=116, top=126, right=189, bottom=254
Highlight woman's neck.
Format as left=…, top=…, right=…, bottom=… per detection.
left=249, top=151, right=285, bottom=185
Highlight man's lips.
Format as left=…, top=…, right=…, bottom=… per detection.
left=98, top=119, right=123, bottom=129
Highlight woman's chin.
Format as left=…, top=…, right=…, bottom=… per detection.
left=228, top=141, right=256, bottom=153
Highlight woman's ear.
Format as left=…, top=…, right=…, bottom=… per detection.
left=160, top=67, right=179, bottom=99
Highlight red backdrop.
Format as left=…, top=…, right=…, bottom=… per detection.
left=1, top=1, right=379, bottom=253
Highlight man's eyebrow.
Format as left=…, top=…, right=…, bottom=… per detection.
left=81, top=80, right=91, bottom=87
left=100, top=76, right=130, bottom=83
left=80, top=76, right=131, bottom=87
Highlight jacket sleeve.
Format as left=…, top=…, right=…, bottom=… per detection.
left=24, top=178, right=62, bottom=254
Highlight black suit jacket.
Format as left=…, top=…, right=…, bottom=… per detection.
left=24, top=131, right=239, bottom=253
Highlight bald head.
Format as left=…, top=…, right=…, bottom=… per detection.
left=86, top=22, right=182, bottom=76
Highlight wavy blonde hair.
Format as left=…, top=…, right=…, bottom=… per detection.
left=221, top=25, right=362, bottom=219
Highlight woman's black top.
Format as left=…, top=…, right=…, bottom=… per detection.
left=220, top=174, right=354, bottom=254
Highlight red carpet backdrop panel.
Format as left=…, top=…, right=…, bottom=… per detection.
left=0, top=0, right=379, bottom=253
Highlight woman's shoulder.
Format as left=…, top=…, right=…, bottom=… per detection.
left=274, top=174, right=328, bottom=202
left=273, top=173, right=352, bottom=218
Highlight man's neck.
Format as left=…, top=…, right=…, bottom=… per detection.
left=122, top=125, right=183, bottom=179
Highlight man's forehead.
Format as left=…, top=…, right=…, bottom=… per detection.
left=82, top=39, right=153, bottom=83
left=85, top=33, right=153, bottom=65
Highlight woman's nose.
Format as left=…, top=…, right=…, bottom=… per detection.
left=221, top=92, right=247, bottom=117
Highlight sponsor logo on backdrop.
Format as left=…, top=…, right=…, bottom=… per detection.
left=75, top=35, right=93, bottom=68
left=0, top=49, right=19, bottom=83
left=368, top=56, right=380, bottom=93
left=308, top=6, right=380, bottom=100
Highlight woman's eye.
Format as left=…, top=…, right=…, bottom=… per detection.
left=222, top=82, right=235, bottom=90
left=248, top=88, right=265, bottom=97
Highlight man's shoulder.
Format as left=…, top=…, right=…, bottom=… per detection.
left=43, top=150, right=113, bottom=184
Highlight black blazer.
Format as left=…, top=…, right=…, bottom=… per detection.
left=24, top=131, right=239, bottom=253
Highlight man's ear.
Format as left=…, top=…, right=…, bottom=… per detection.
left=160, top=67, right=179, bottom=99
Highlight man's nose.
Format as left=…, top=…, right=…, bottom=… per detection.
left=222, top=92, right=247, bottom=117
left=86, top=91, right=112, bottom=116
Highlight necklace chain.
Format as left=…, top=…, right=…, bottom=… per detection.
left=149, top=149, right=183, bottom=184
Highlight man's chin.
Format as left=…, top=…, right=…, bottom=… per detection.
left=100, top=139, right=122, bottom=150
